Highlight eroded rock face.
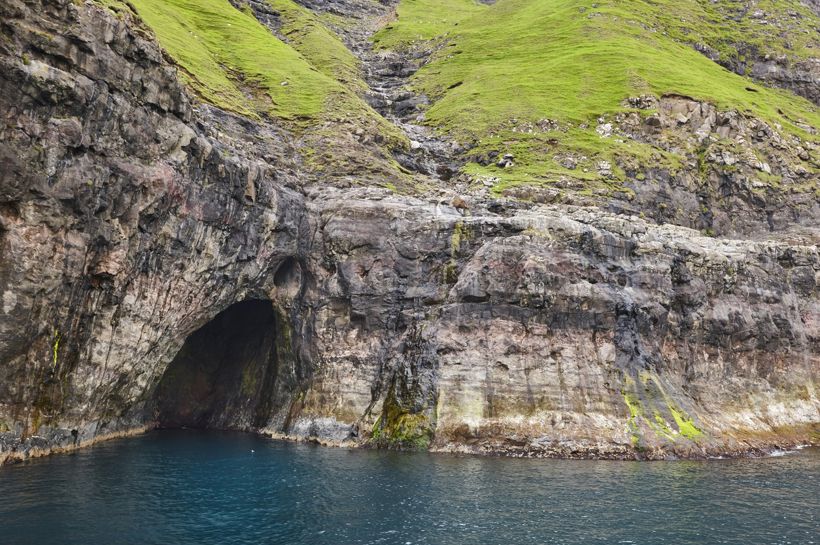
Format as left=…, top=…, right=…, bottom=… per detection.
left=298, top=190, right=819, bottom=457
left=0, top=0, right=817, bottom=463
left=0, top=0, right=310, bottom=459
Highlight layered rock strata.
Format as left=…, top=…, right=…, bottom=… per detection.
left=0, top=0, right=817, bottom=463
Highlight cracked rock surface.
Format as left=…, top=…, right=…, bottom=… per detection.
left=0, top=0, right=817, bottom=463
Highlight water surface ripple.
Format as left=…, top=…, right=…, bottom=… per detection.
left=0, top=431, right=817, bottom=545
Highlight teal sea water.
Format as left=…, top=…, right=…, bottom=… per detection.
left=0, top=430, right=817, bottom=545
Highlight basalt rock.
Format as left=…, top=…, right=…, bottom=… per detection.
left=0, top=0, right=818, bottom=464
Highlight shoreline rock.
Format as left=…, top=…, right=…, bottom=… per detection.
left=3, top=422, right=816, bottom=466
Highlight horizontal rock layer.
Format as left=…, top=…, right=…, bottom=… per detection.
left=0, top=0, right=817, bottom=463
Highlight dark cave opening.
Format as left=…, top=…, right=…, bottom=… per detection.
left=152, top=300, right=282, bottom=431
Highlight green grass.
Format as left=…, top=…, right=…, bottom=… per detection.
left=108, top=0, right=399, bottom=128
left=374, top=0, right=818, bottom=191
left=268, top=0, right=369, bottom=94
left=390, top=0, right=818, bottom=136
left=376, top=0, right=819, bottom=65
left=463, top=128, right=684, bottom=194
left=105, top=0, right=817, bottom=191
left=656, top=0, right=819, bottom=65
left=127, top=0, right=336, bottom=118
left=115, top=0, right=409, bottom=181
left=262, top=0, right=408, bottom=152
left=373, top=0, right=486, bottom=49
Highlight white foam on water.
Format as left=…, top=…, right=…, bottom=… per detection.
left=768, top=449, right=792, bottom=457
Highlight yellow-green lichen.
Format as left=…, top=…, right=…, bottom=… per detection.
left=52, top=329, right=61, bottom=368
left=670, top=406, right=703, bottom=439
left=443, top=221, right=473, bottom=285
left=442, top=260, right=458, bottom=284
left=623, top=390, right=642, bottom=419
left=622, top=388, right=643, bottom=448
left=650, top=410, right=676, bottom=441
left=455, top=220, right=476, bottom=253
left=451, top=221, right=465, bottom=255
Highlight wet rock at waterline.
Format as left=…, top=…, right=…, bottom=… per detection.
left=0, top=0, right=818, bottom=464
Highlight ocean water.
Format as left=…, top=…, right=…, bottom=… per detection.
left=0, top=430, right=817, bottom=545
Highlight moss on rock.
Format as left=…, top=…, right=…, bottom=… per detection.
left=371, top=384, right=434, bottom=450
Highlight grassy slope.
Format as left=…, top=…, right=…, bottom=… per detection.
left=658, top=0, right=819, bottom=65
left=102, top=0, right=407, bottom=184
left=267, top=0, right=368, bottom=95
left=378, top=0, right=819, bottom=134
left=375, top=0, right=819, bottom=191
left=126, top=0, right=343, bottom=119
left=258, top=0, right=408, bottom=181
left=373, top=0, right=486, bottom=49
left=101, top=0, right=816, bottom=192
left=125, top=0, right=399, bottom=142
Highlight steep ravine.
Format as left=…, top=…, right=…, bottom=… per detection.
left=0, top=0, right=818, bottom=464
left=237, top=0, right=464, bottom=182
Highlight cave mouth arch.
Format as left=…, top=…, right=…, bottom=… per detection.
left=152, top=299, right=283, bottom=431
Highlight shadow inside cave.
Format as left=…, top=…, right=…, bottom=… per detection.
left=151, top=299, right=283, bottom=431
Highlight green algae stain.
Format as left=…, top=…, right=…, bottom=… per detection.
left=442, top=261, right=458, bottom=285
left=650, top=410, right=676, bottom=441
left=443, top=221, right=473, bottom=285
left=622, top=390, right=643, bottom=449
left=622, top=375, right=704, bottom=447
left=371, top=385, right=434, bottom=450
left=623, top=391, right=642, bottom=419
left=274, top=306, right=296, bottom=368
left=670, top=406, right=703, bottom=440
left=240, top=365, right=259, bottom=397
left=372, top=411, right=432, bottom=449
left=451, top=221, right=464, bottom=255
left=52, top=329, right=61, bottom=368
left=451, top=220, right=474, bottom=256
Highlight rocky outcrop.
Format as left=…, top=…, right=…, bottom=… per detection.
left=611, top=94, right=819, bottom=236
left=688, top=3, right=820, bottom=106
left=298, top=189, right=819, bottom=457
left=749, top=56, right=820, bottom=106
left=694, top=45, right=820, bottom=107
left=0, top=0, right=817, bottom=463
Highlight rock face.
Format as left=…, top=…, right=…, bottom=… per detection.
left=0, top=0, right=310, bottom=459
left=303, top=191, right=819, bottom=457
left=0, top=0, right=818, bottom=463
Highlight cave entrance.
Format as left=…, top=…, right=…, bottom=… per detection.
left=152, top=299, right=283, bottom=431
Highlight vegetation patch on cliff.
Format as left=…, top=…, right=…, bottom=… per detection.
left=376, top=0, right=818, bottom=192
left=371, top=384, right=434, bottom=450
left=381, top=0, right=818, bottom=132
left=126, top=0, right=336, bottom=118
left=622, top=372, right=708, bottom=449
left=124, top=0, right=396, bottom=136
left=267, top=0, right=368, bottom=95
left=670, top=406, right=704, bottom=440
left=114, top=0, right=407, bottom=183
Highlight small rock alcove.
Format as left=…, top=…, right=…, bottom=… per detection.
left=151, top=299, right=284, bottom=431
